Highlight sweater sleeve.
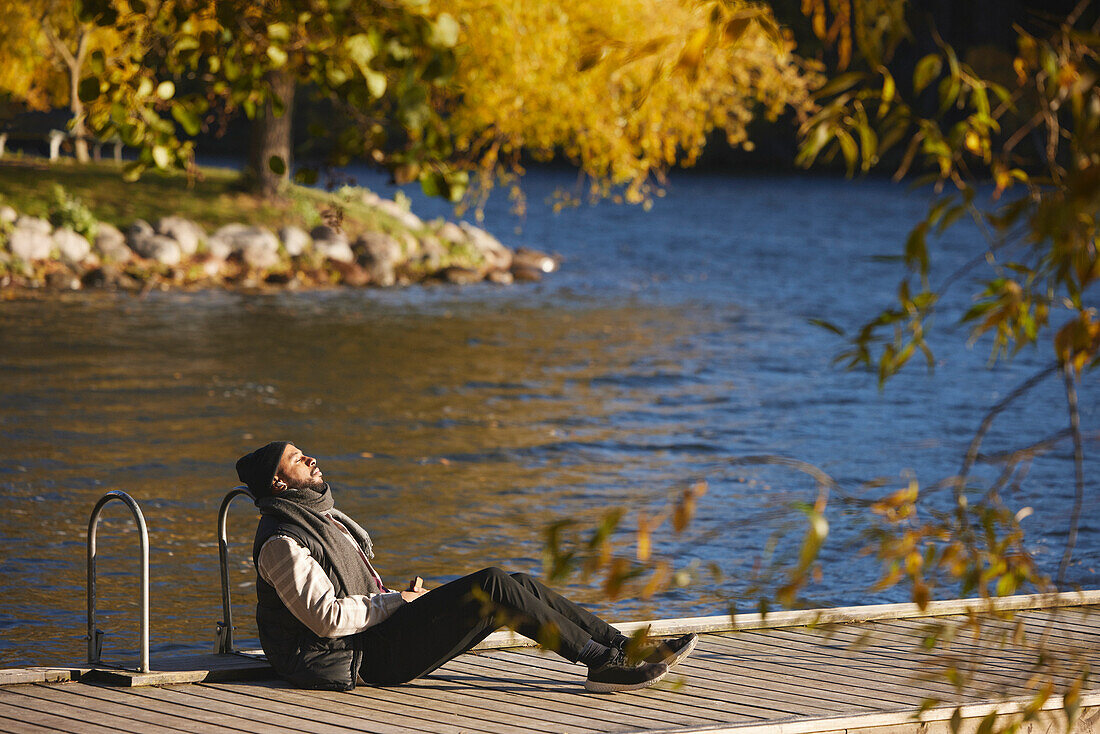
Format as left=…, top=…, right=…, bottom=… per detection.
left=256, top=534, right=405, bottom=638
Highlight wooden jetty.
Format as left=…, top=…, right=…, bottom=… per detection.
left=2, top=591, right=1099, bottom=734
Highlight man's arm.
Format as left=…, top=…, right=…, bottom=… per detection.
left=257, top=535, right=405, bottom=638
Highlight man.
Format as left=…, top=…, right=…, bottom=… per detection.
left=235, top=440, right=697, bottom=693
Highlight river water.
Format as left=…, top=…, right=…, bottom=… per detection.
left=0, top=170, right=1096, bottom=669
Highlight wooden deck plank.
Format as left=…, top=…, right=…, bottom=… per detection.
left=223, top=678, right=543, bottom=734
left=0, top=696, right=141, bottom=734
left=489, top=647, right=852, bottom=718
left=881, top=613, right=1100, bottom=649
left=434, top=655, right=723, bottom=728
left=703, top=631, right=984, bottom=702
left=436, top=654, right=740, bottom=728
left=470, top=647, right=774, bottom=721
left=17, top=682, right=224, bottom=734
left=358, top=674, right=617, bottom=734
left=188, top=682, right=457, bottom=734
left=192, top=683, right=450, bottom=734
left=817, top=618, right=1094, bottom=684
left=0, top=685, right=198, bottom=734
left=420, top=664, right=702, bottom=732
left=115, top=684, right=340, bottom=734
left=685, top=636, right=935, bottom=707
left=0, top=711, right=73, bottom=734
left=398, top=667, right=645, bottom=730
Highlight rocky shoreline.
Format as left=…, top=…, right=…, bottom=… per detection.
left=0, top=187, right=557, bottom=294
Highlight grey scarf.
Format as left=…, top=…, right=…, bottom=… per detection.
left=256, top=483, right=381, bottom=595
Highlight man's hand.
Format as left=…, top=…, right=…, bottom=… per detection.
left=400, top=576, right=428, bottom=602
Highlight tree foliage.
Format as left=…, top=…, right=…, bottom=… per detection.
left=0, top=0, right=132, bottom=161
left=430, top=0, right=818, bottom=211
left=2, top=0, right=818, bottom=204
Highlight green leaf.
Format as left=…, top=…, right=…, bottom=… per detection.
left=364, top=69, right=387, bottom=99
left=815, top=72, right=866, bottom=99
left=267, top=22, right=290, bottom=43
left=913, top=54, right=942, bottom=94
left=170, top=103, right=202, bottom=136
left=293, top=168, right=319, bottom=185
left=268, top=155, right=286, bottom=175
left=905, top=222, right=929, bottom=275
left=431, top=13, right=460, bottom=48
left=77, top=77, right=101, bottom=103
left=151, top=145, right=171, bottom=169
left=419, top=170, right=446, bottom=198
left=808, top=318, right=844, bottom=335
left=266, top=45, right=288, bottom=68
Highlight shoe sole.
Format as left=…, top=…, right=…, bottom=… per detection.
left=662, top=633, right=698, bottom=670
left=584, top=664, right=669, bottom=693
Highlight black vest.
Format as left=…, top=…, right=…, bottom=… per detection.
left=253, top=513, right=363, bottom=691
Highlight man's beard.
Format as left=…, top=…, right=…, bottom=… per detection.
left=285, top=476, right=326, bottom=491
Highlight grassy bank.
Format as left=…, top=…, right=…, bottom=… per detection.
left=0, top=158, right=394, bottom=235
left=0, top=157, right=545, bottom=294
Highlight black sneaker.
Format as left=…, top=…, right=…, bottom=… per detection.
left=641, top=633, right=698, bottom=669
left=584, top=649, right=668, bottom=693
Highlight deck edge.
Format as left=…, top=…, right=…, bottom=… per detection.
left=638, top=689, right=1100, bottom=734
left=472, top=589, right=1100, bottom=650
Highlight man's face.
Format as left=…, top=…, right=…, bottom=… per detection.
left=274, top=444, right=324, bottom=492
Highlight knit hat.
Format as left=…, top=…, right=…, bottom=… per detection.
left=236, top=441, right=290, bottom=498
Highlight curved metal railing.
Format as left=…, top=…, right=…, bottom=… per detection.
left=86, top=490, right=150, bottom=673
left=216, top=485, right=254, bottom=654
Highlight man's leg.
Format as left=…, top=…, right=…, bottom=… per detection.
left=357, top=567, right=595, bottom=685
left=507, top=572, right=625, bottom=648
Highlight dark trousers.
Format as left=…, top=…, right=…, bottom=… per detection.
left=356, top=567, right=620, bottom=685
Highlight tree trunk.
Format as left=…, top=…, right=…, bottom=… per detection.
left=248, top=70, right=296, bottom=198
left=68, top=70, right=90, bottom=163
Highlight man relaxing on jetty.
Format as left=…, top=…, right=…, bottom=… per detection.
left=235, top=441, right=697, bottom=694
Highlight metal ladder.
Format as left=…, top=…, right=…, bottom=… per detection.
left=86, top=490, right=150, bottom=673
left=215, top=486, right=255, bottom=655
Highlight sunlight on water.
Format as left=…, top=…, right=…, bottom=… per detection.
left=0, top=171, right=1095, bottom=667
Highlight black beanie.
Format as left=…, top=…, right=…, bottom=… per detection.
left=236, top=441, right=290, bottom=498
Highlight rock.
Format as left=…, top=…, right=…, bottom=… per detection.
left=211, top=224, right=280, bottom=270
left=398, top=231, right=420, bottom=260
left=333, top=261, right=371, bottom=287
left=443, top=266, right=483, bottom=285
left=310, top=225, right=354, bottom=264
left=9, top=226, right=53, bottom=261
left=127, top=219, right=154, bottom=241
left=126, top=219, right=184, bottom=264
left=513, top=247, right=559, bottom=274
left=487, top=270, right=514, bottom=285
left=205, top=236, right=232, bottom=261
left=45, top=268, right=81, bottom=290
left=131, top=233, right=182, bottom=266
left=279, top=225, right=311, bottom=257
left=360, top=190, right=384, bottom=208
left=417, top=235, right=446, bottom=271
left=155, top=216, right=205, bottom=256
left=353, top=231, right=402, bottom=285
left=53, top=227, right=91, bottom=264
left=15, top=216, right=51, bottom=235
left=80, top=267, right=108, bottom=289
left=309, top=224, right=348, bottom=246
left=460, top=222, right=513, bottom=271
left=354, top=231, right=402, bottom=265
left=436, top=221, right=465, bottom=244
left=315, top=239, right=355, bottom=264
left=511, top=265, right=543, bottom=282
left=0, top=205, right=17, bottom=225
left=373, top=198, right=423, bottom=230
left=95, top=223, right=132, bottom=262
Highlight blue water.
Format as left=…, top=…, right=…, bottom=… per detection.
left=0, top=169, right=1095, bottom=668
